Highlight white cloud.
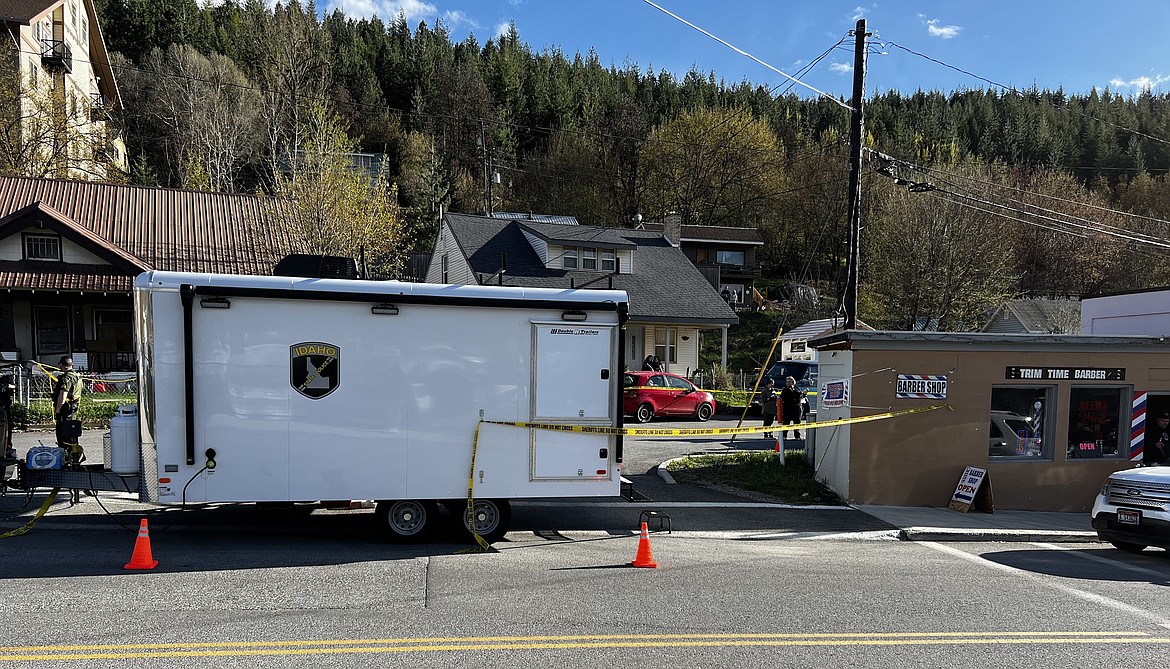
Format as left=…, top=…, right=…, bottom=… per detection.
left=327, top=0, right=437, bottom=22
left=925, top=18, right=962, bottom=39
left=495, top=21, right=513, bottom=39
left=851, top=6, right=868, bottom=21
left=442, top=9, right=480, bottom=30
left=1109, top=74, right=1170, bottom=90
left=830, top=62, right=853, bottom=74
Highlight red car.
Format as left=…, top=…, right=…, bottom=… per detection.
left=623, top=371, right=716, bottom=423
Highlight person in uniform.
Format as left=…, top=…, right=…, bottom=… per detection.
left=52, top=355, right=84, bottom=466
left=779, top=376, right=804, bottom=440
left=1145, top=411, right=1170, bottom=466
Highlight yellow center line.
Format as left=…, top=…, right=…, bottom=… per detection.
left=1, top=632, right=1165, bottom=661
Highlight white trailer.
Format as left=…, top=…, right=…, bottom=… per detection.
left=119, top=270, right=628, bottom=542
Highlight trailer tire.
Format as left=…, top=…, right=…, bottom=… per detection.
left=696, top=402, right=713, bottom=421
left=448, top=498, right=511, bottom=544
left=375, top=499, right=436, bottom=543
left=635, top=403, right=654, bottom=423
left=1110, top=541, right=1147, bottom=553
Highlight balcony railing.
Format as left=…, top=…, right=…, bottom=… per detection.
left=40, top=39, right=72, bottom=73
left=86, top=350, right=135, bottom=373
left=90, top=92, right=109, bottom=121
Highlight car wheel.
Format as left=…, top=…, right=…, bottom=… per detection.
left=1111, top=541, right=1147, bottom=553
left=635, top=403, right=654, bottom=423
left=696, top=403, right=713, bottom=421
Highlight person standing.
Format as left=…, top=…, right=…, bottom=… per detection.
left=52, top=355, right=84, bottom=466
left=1146, top=411, right=1170, bottom=466
left=759, top=378, right=778, bottom=439
left=779, top=376, right=804, bottom=440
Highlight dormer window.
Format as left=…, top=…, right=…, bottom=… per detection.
left=582, top=248, right=597, bottom=270
left=562, top=247, right=577, bottom=269
left=25, top=233, right=61, bottom=261
left=602, top=250, right=615, bottom=272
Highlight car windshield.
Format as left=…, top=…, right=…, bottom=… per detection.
left=623, top=374, right=638, bottom=388
left=766, top=362, right=816, bottom=388
left=1004, top=418, right=1032, bottom=435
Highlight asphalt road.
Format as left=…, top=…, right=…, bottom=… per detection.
left=3, top=419, right=1169, bottom=667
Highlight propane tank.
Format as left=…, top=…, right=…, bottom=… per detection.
left=109, top=405, right=140, bottom=475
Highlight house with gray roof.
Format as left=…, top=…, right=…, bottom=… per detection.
left=982, top=298, right=1081, bottom=335
left=426, top=212, right=738, bottom=373
left=638, top=215, right=764, bottom=304
left=0, top=175, right=302, bottom=370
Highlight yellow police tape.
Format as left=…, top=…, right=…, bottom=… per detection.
left=0, top=488, right=59, bottom=539
left=30, top=360, right=137, bottom=385
left=456, top=423, right=493, bottom=554
left=483, top=403, right=950, bottom=437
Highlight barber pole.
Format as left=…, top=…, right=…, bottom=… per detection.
left=1130, top=391, right=1146, bottom=462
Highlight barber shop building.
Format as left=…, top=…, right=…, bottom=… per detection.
left=807, top=331, right=1170, bottom=512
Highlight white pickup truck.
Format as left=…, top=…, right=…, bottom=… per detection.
left=1090, top=466, right=1170, bottom=552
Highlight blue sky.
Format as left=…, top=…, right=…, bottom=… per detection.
left=318, top=0, right=1169, bottom=99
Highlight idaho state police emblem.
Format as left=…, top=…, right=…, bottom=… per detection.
left=290, top=342, right=340, bottom=399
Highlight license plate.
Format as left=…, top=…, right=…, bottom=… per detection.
left=1117, top=509, right=1141, bottom=525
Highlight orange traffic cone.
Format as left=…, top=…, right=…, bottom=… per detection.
left=124, top=518, right=159, bottom=570
left=630, top=521, right=658, bottom=569
left=773, top=439, right=781, bottom=452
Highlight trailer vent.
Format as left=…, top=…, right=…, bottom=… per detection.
left=273, top=254, right=360, bottom=280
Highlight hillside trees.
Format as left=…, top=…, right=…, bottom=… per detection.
left=90, top=0, right=1170, bottom=320
left=273, top=103, right=405, bottom=278
left=641, top=107, right=786, bottom=226
left=117, top=45, right=262, bottom=191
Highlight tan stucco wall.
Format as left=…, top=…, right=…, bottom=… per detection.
left=840, top=348, right=1169, bottom=512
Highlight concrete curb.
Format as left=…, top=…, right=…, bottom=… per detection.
left=898, top=528, right=1101, bottom=543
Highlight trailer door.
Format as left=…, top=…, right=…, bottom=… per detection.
left=530, top=323, right=616, bottom=480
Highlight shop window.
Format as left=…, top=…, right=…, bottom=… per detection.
left=989, top=386, right=1053, bottom=459
left=1067, top=387, right=1126, bottom=459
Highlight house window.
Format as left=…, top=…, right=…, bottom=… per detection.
left=27, top=62, right=37, bottom=88
left=441, top=254, right=449, bottom=283
left=562, top=247, right=577, bottom=269
left=989, top=386, right=1053, bottom=459
left=716, top=250, right=745, bottom=266
left=94, top=309, right=133, bottom=350
left=654, top=328, right=677, bottom=367
left=25, top=234, right=61, bottom=261
left=81, top=16, right=88, bottom=45
left=601, top=250, right=615, bottom=272
left=582, top=248, right=597, bottom=270
left=1067, top=387, right=1126, bottom=460
left=35, top=305, right=70, bottom=357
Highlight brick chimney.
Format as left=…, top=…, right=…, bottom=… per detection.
left=663, top=213, right=682, bottom=247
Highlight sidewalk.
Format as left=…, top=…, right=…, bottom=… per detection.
left=854, top=504, right=1099, bottom=543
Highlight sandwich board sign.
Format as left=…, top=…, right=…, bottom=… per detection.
left=948, top=465, right=994, bottom=513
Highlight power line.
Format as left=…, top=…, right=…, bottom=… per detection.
left=906, top=161, right=1170, bottom=227
left=640, top=0, right=854, bottom=111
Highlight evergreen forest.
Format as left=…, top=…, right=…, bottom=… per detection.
left=91, top=0, right=1170, bottom=330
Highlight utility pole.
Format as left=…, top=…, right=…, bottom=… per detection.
left=479, top=121, right=490, bottom=216
left=842, top=18, right=868, bottom=329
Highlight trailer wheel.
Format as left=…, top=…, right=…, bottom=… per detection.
left=448, top=498, right=511, bottom=544
left=375, top=500, right=435, bottom=543
left=635, top=403, right=654, bottom=423
left=696, top=402, right=713, bottom=421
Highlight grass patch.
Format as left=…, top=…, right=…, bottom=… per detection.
left=666, top=451, right=842, bottom=505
